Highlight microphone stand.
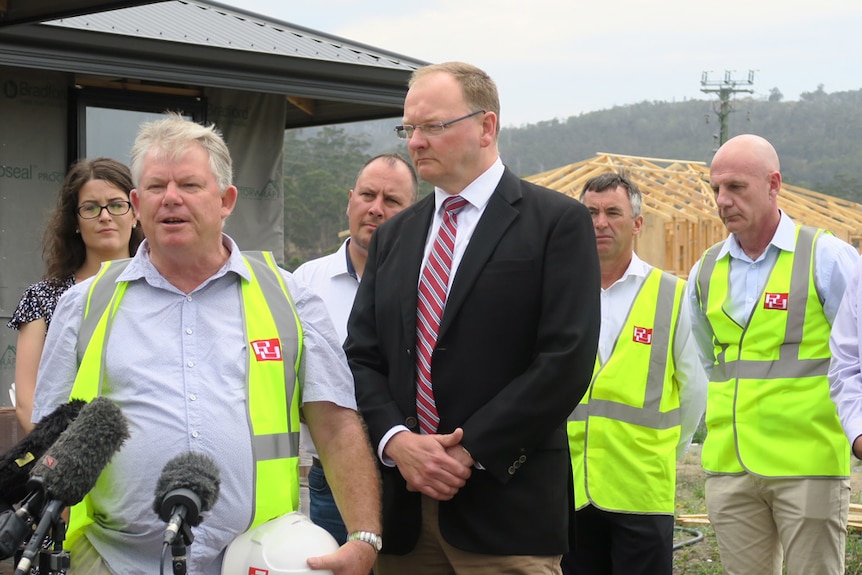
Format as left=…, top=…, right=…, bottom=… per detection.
left=14, top=499, right=64, bottom=575
left=37, top=511, right=70, bottom=574
left=169, top=521, right=194, bottom=575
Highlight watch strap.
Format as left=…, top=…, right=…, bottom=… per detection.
left=347, top=530, right=383, bottom=552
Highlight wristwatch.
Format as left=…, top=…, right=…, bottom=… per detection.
left=348, top=531, right=383, bottom=552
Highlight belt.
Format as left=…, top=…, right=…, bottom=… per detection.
left=312, top=457, right=323, bottom=468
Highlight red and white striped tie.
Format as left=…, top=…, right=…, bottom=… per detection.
left=415, top=195, right=469, bottom=434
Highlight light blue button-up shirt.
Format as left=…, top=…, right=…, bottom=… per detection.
left=33, top=235, right=355, bottom=575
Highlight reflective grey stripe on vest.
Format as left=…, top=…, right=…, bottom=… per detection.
left=252, top=430, right=300, bottom=461
left=77, top=259, right=132, bottom=365
left=698, top=226, right=827, bottom=381
left=242, top=251, right=300, bottom=460
left=695, top=242, right=729, bottom=365
left=569, top=271, right=680, bottom=430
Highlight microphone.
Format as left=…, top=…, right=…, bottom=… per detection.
left=0, top=399, right=86, bottom=509
left=11, top=397, right=129, bottom=574
left=0, top=399, right=86, bottom=560
left=153, top=452, right=220, bottom=546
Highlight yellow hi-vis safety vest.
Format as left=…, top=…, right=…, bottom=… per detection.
left=695, top=226, right=849, bottom=477
left=65, top=251, right=303, bottom=545
left=568, top=268, right=684, bottom=514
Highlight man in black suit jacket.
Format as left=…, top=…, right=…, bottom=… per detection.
left=345, top=61, right=601, bottom=574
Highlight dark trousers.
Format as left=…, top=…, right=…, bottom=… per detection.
left=561, top=505, right=673, bottom=575
left=308, top=461, right=348, bottom=546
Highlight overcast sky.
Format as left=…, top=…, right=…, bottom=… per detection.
left=226, top=0, right=862, bottom=128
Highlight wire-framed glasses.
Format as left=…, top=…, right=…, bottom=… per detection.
left=395, top=110, right=486, bottom=140
left=77, top=200, right=132, bottom=219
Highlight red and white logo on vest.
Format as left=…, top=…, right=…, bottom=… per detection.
left=763, top=292, right=789, bottom=310
left=633, top=326, right=653, bottom=345
left=248, top=568, right=268, bottom=575
left=251, top=338, right=283, bottom=362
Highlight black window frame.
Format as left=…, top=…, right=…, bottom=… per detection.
left=68, top=86, right=207, bottom=165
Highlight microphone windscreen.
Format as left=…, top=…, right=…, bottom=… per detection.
left=153, top=452, right=220, bottom=523
left=29, top=396, right=130, bottom=506
left=0, top=399, right=86, bottom=506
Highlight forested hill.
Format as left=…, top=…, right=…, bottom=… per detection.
left=282, top=86, right=862, bottom=267
left=498, top=86, right=862, bottom=196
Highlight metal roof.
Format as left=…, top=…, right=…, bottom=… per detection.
left=45, top=1, right=419, bottom=72
left=0, top=1, right=164, bottom=27
left=0, top=0, right=428, bottom=127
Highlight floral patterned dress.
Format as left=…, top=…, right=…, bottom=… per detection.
left=8, top=276, right=76, bottom=331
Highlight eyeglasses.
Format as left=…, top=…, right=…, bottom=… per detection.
left=77, top=200, right=132, bottom=219
left=395, top=110, right=486, bottom=140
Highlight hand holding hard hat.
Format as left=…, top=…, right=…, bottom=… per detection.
left=223, top=512, right=378, bottom=575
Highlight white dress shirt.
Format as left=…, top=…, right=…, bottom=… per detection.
left=293, top=239, right=360, bottom=459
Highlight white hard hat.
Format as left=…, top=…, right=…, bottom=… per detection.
left=222, top=512, right=340, bottom=574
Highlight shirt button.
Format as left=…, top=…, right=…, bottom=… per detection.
left=187, top=296, right=193, bottom=302
left=186, top=328, right=193, bottom=335
left=187, top=361, right=195, bottom=368
left=189, top=394, right=197, bottom=401
left=191, top=431, right=199, bottom=438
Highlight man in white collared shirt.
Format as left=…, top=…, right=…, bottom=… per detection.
left=294, top=153, right=417, bottom=546
left=563, top=172, right=706, bottom=575
left=687, top=134, right=858, bottom=575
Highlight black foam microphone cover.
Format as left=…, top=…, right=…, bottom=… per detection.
left=28, top=396, right=130, bottom=506
left=0, top=399, right=86, bottom=507
left=153, top=452, right=221, bottom=527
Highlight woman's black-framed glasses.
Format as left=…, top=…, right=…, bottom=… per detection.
left=77, top=200, right=132, bottom=219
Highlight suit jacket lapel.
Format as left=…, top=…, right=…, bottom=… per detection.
left=439, top=169, right=521, bottom=338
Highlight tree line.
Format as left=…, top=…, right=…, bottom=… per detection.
left=283, top=86, right=862, bottom=268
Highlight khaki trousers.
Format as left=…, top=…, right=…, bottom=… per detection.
left=705, top=474, right=849, bottom=575
left=375, top=495, right=562, bottom=575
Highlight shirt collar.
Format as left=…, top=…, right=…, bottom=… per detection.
left=343, top=238, right=358, bottom=281
left=603, top=252, right=650, bottom=292
left=717, top=210, right=796, bottom=262
left=432, top=157, right=504, bottom=213
left=119, top=234, right=251, bottom=287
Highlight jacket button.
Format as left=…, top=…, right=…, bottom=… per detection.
left=519, top=455, right=527, bottom=463
left=513, top=461, right=521, bottom=469
left=508, top=466, right=516, bottom=475
left=405, top=417, right=417, bottom=429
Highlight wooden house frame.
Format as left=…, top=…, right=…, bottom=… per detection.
left=526, top=153, right=862, bottom=278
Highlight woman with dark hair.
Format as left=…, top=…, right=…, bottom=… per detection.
left=8, top=157, right=143, bottom=432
